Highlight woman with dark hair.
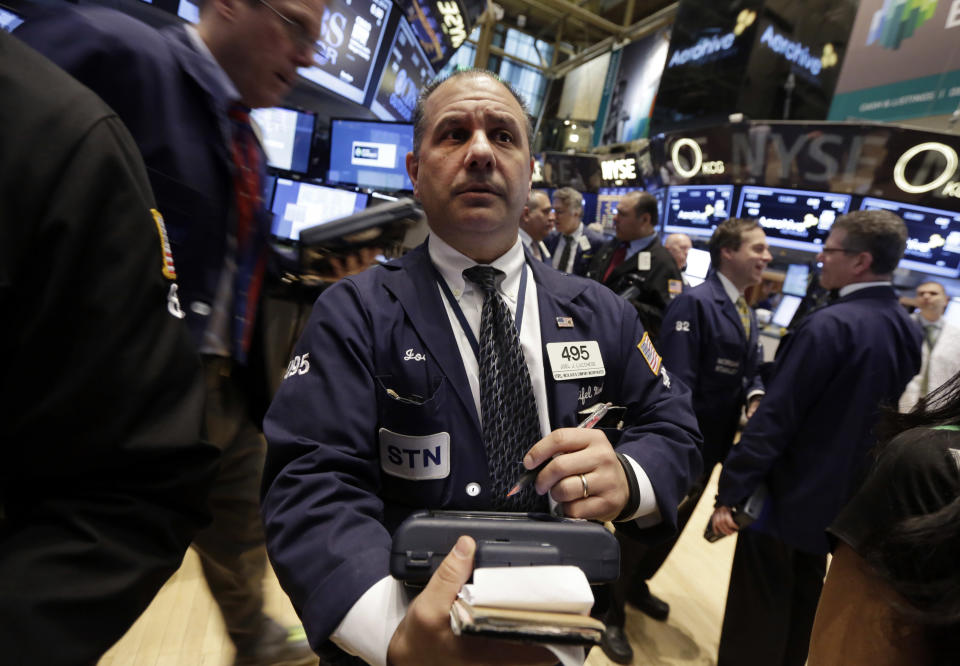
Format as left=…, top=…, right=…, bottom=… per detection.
left=809, top=371, right=960, bottom=665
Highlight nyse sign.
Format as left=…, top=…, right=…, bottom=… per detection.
left=665, top=128, right=960, bottom=202
left=601, top=157, right=638, bottom=182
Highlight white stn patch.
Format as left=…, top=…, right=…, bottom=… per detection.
left=379, top=428, right=451, bottom=480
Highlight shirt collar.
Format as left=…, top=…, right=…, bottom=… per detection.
left=626, top=232, right=658, bottom=256
left=518, top=228, right=533, bottom=247
left=184, top=25, right=241, bottom=105
left=838, top=280, right=892, bottom=298
left=428, top=233, right=525, bottom=303
left=915, top=312, right=944, bottom=331
left=716, top=271, right=742, bottom=304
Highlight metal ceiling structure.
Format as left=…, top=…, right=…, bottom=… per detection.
left=467, top=0, right=678, bottom=79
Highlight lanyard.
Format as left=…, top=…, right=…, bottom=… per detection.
left=435, top=262, right=529, bottom=361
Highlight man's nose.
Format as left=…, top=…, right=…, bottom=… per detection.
left=464, top=131, right=495, bottom=169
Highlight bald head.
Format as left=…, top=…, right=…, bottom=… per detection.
left=664, top=233, right=692, bottom=270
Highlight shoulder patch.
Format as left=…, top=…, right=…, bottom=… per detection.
left=668, top=279, right=683, bottom=295
left=151, top=208, right=177, bottom=280
left=637, top=331, right=662, bottom=376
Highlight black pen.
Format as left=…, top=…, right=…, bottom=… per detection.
left=505, top=402, right=612, bottom=498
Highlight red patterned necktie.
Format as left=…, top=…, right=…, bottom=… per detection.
left=603, top=242, right=628, bottom=282
left=227, top=104, right=266, bottom=363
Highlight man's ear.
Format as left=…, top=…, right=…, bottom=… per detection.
left=852, top=250, right=874, bottom=276
left=209, top=0, right=239, bottom=21
left=405, top=151, right=419, bottom=198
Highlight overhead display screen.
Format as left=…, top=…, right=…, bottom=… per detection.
left=859, top=197, right=960, bottom=278
left=370, top=18, right=435, bottom=122
left=1, top=8, right=24, bottom=31
left=270, top=179, right=369, bottom=241
left=327, top=118, right=414, bottom=191
left=250, top=107, right=316, bottom=174
left=299, top=0, right=393, bottom=104
left=663, top=185, right=734, bottom=238
left=736, top=186, right=851, bottom=252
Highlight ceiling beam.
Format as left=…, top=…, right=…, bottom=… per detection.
left=521, top=0, right=624, bottom=35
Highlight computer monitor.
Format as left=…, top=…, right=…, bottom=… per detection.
left=250, top=107, right=316, bottom=174
left=771, top=293, right=803, bottom=328
left=859, top=198, right=960, bottom=278
left=327, top=118, right=414, bottom=191
left=1, top=7, right=24, bottom=31
left=596, top=187, right=641, bottom=230
left=663, top=185, right=734, bottom=239
left=682, top=247, right=711, bottom=287
left=269, top=179, right=369, bottom=242
left=736, top=186, right=851, bottom=252
left=370, top=18, right=436, bottom=122
left=298, top=0, right=393, bottom=104
left=177, top=0, right=199, bottom=23
left=782, top=263, right=810, bottom=297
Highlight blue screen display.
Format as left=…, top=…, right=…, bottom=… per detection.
left=663, top=185, right=734, bottom=238
left=859, top=197, right=960, bottom=278
left=1, top=8, right=24, bottom=31
left=327, top=118, right=414, bottom=191
left=737, top=186, right=851, bottom=252
left=370, top=18, right=435, bottom=122
left=270, top=179, right=369, bottom=241
left=251, top=107, right=315, bottom=174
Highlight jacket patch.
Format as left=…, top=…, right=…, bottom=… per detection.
left=151, top=208, right=177, bottom=280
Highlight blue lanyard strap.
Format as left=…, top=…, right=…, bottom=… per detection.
left=435, top=261, right=529, bottom=361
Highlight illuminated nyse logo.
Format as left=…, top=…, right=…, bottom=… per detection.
left=352, top=141, right=397, bottom=169
left=671, top=138, right=724, bottom=178
left=667, top=10, right=755, bottom=69
left=437, top=0, right=467, bottom=49
left=758, top=25, right=837, bottom=76
left=601, top=158, right=637, bottom=182
left=894, top=142, right=960, bottom=197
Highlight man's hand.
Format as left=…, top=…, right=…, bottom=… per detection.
left=745, top=395, right=762, bottom=420
left=523, top=428, right=629, bottom=522
left=710, top=505, right=739, bottom=537
left=387, top=536, right=554, bottom=666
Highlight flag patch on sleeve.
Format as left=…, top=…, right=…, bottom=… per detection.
left=637, top=332, right=662, bottom=376
left=151, top=208, right=177, bottom=280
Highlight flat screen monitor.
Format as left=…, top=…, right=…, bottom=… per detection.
left=327, top=118, right=414, bottom=191
left=177, top=0, right=199, bottom=23
left=370, top=18, right=436, bottom=122
left=299, top=0, right=393, bottom=104
left=270, top=178, right=369, bottom=242
left=663, top=185, right=734, bottom=238
left=771, top=294, right=803, bottom=328
left=736, top=186, right=851, bottom=252
left=782, top=263, right=809, bottom=297
left=859, top=198, right=960, bottom=278
left=1, top=7, right=24, bottom=31
left=251, top=107, right=316, bottom=174
left=596, top=187, right=641, bottom=229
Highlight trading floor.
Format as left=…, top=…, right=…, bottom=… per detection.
left=99, top=467, right=738, bottom=666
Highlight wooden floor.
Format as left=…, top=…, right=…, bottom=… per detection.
left=99, top=466, right=737, bottom=666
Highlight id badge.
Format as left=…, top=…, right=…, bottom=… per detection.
left=546, top=341, right=605, bottom=380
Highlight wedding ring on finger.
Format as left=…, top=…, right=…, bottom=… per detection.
left=580, top=473, right=589, bottom=499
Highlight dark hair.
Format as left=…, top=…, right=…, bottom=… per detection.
left=707, top=218, right=761, bottom=268
left=411, top=68, right=533, bottom=158
left=618, top=191, right=657, bottom=227
left=868, top=371, right=960, bottom=663
left=832, top=209, right=908, bottom=275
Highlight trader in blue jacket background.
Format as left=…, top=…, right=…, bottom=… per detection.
left=709, top=209, right=922, bottom=666
left=261, top=69, right=702, bottom=665
left=600, top=217, right=772, bottom=662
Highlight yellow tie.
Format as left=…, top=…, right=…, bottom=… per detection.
left=736, top=296, right=751, bottom=337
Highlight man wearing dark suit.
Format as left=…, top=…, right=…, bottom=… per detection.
left=1, top=32, right=217, bottom=664
left=16, top=3, right=323, bottom=662
left=260, top=69, right=703, bottom=665
left=519, top=189, right=553, bottom=262
left=544, top=186, right=605, bottom=275
left=710, top=210, right=922, bottom=666
left=587, top=190, right=683, bottom=342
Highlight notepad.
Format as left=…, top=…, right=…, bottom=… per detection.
left=450, top=566, right=603, bottom=647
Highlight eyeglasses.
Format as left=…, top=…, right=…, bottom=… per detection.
left=258, top=0, right=323, bottom=57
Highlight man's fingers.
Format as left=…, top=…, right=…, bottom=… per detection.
left=522, top=428, right=594, bottom=470
left=421, top=535, right=475, bottom=607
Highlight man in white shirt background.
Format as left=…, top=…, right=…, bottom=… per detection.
left=900, top=280, right=960, bottom=411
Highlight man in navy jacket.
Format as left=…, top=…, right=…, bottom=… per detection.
left=600, top=218, right=772, bottom=662
left=545, top=186, right=605, bottom=276
left=17, top=3, right=322, bottom=662
left=261, top=69, right=703, bottom=665
left=709, top=210, right=922, bottom=666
